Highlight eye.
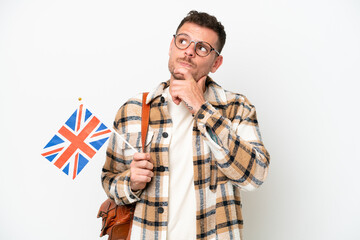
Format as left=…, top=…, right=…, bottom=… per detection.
left=180, top=39, right=188, bottom=45
left=197, top=43, right=210, bottom=53
left=199, top=46, right=208, bottom=52
left=177, top=35, right=189, bottom=47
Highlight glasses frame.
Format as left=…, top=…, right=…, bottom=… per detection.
left=173, top=33, right=220, bottom=57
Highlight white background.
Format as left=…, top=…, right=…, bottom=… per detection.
left=1, top=0, right=359, bottom=239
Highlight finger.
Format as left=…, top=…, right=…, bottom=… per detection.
left=140, top=176, right=152, bottom=183
left=132, top=175, right=152, bottom=183
left=172, top=96, right=181, bottom=105
left=133, top=160, right=154, bottom=170
left=133, top=152, right=151, bottom=161
left=134, top=168, right=154, bottom=178
left=169, top=85, right=182, bottom=105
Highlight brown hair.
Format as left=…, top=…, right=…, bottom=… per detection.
left=176, top=10, right=226, bottom=54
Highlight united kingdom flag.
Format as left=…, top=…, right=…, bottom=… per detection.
left=41, top=104, right=112, bottom=179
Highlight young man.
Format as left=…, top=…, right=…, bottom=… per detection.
left=102, top=10, right=270, bottom=240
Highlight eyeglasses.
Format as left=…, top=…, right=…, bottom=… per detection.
left=173, top=33, right=220, bottom=57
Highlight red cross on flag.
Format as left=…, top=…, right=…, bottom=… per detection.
left=41, top=104, right=112, bottom=179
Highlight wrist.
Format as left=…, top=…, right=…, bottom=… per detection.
left=192, top=100, right=206, bottom=114
left=193, top=101, right=208, bottom=117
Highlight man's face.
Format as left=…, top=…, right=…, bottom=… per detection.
left=168, top=22, right=223, bottom=81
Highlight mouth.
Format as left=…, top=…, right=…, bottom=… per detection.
left=177, top=59, right=194, bottom=69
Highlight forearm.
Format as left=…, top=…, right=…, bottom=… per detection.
left=101, top=134, right=142, bottom=204
left=195, top=101, right=270, bottom=190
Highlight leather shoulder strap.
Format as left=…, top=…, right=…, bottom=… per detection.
left=141, top=92, right=150, bottom=153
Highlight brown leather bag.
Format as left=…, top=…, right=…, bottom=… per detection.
left=97, top=92, right=150, bottom=240
left=98, top=199, right=134, bottom=240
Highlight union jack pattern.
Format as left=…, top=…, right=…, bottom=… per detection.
left=42, top=104, right=112, bottom=179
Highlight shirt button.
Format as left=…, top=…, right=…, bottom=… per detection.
left=158, top=207, right=164, bottom=213
left=160, top=97, right=165, bottom=103
left=162, top=132, right=168, bottom=138
left=198, top=114, right=205, bottom=119
left=158, top=166, right=165, bottom=172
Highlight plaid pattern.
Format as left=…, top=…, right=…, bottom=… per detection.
left=101, top=77, right=270, bottom=240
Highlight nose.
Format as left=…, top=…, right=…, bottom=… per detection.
left=184, top=41, right=196, bottom=57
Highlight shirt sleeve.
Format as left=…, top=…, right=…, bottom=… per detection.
left=194, top=96, right=270, bottom=191
left=101, top=99, right=143, bottom=205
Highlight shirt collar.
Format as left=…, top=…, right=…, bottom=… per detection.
left=146, top=77, right=227, bottom=107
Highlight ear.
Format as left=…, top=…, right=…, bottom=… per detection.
left=210, top=55, right=223, bottom=73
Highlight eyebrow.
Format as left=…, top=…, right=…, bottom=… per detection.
left=177, top=33, right=213, bottom=45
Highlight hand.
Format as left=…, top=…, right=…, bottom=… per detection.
left=130, top=152, right=154, bottom=191
left=170, top=68, right=207, bottom=114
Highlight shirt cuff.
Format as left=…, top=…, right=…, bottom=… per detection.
left=122, top=170, right=143, bottom=203
left=194, top=101, right=213, bottom=122
left=127, top=187, right=142, bottom=202
left=194, top=102, right=222, bottom=150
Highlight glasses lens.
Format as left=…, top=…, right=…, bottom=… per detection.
left=175, top=34, right=190, bottom=49
left=174, top=34, right=215, bottom=57
left=195, top=42, right=212, bottom=57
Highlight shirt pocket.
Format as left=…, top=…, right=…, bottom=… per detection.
left=120, top=131, right=154, bottom=155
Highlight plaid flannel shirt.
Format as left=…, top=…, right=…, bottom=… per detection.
left=101, top=78, right=270, bottom=240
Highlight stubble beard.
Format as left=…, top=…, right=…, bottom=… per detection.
left=168, top=57, right=198, bottom=80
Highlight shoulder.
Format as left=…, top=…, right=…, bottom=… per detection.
left=113, top=93, right=144, bottom=132
left=224, top=89, right=254, bottom=110
left=206, top=77, right=254, bottom=109
left=221, top=88, right=256, bottom=121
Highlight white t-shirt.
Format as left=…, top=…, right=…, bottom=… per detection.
left=165, top=87, right=197, bottom=240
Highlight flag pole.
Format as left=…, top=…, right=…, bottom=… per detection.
left=77, top=97, right=139, bottom=153
left=111, top=129, right=139, bottom=153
